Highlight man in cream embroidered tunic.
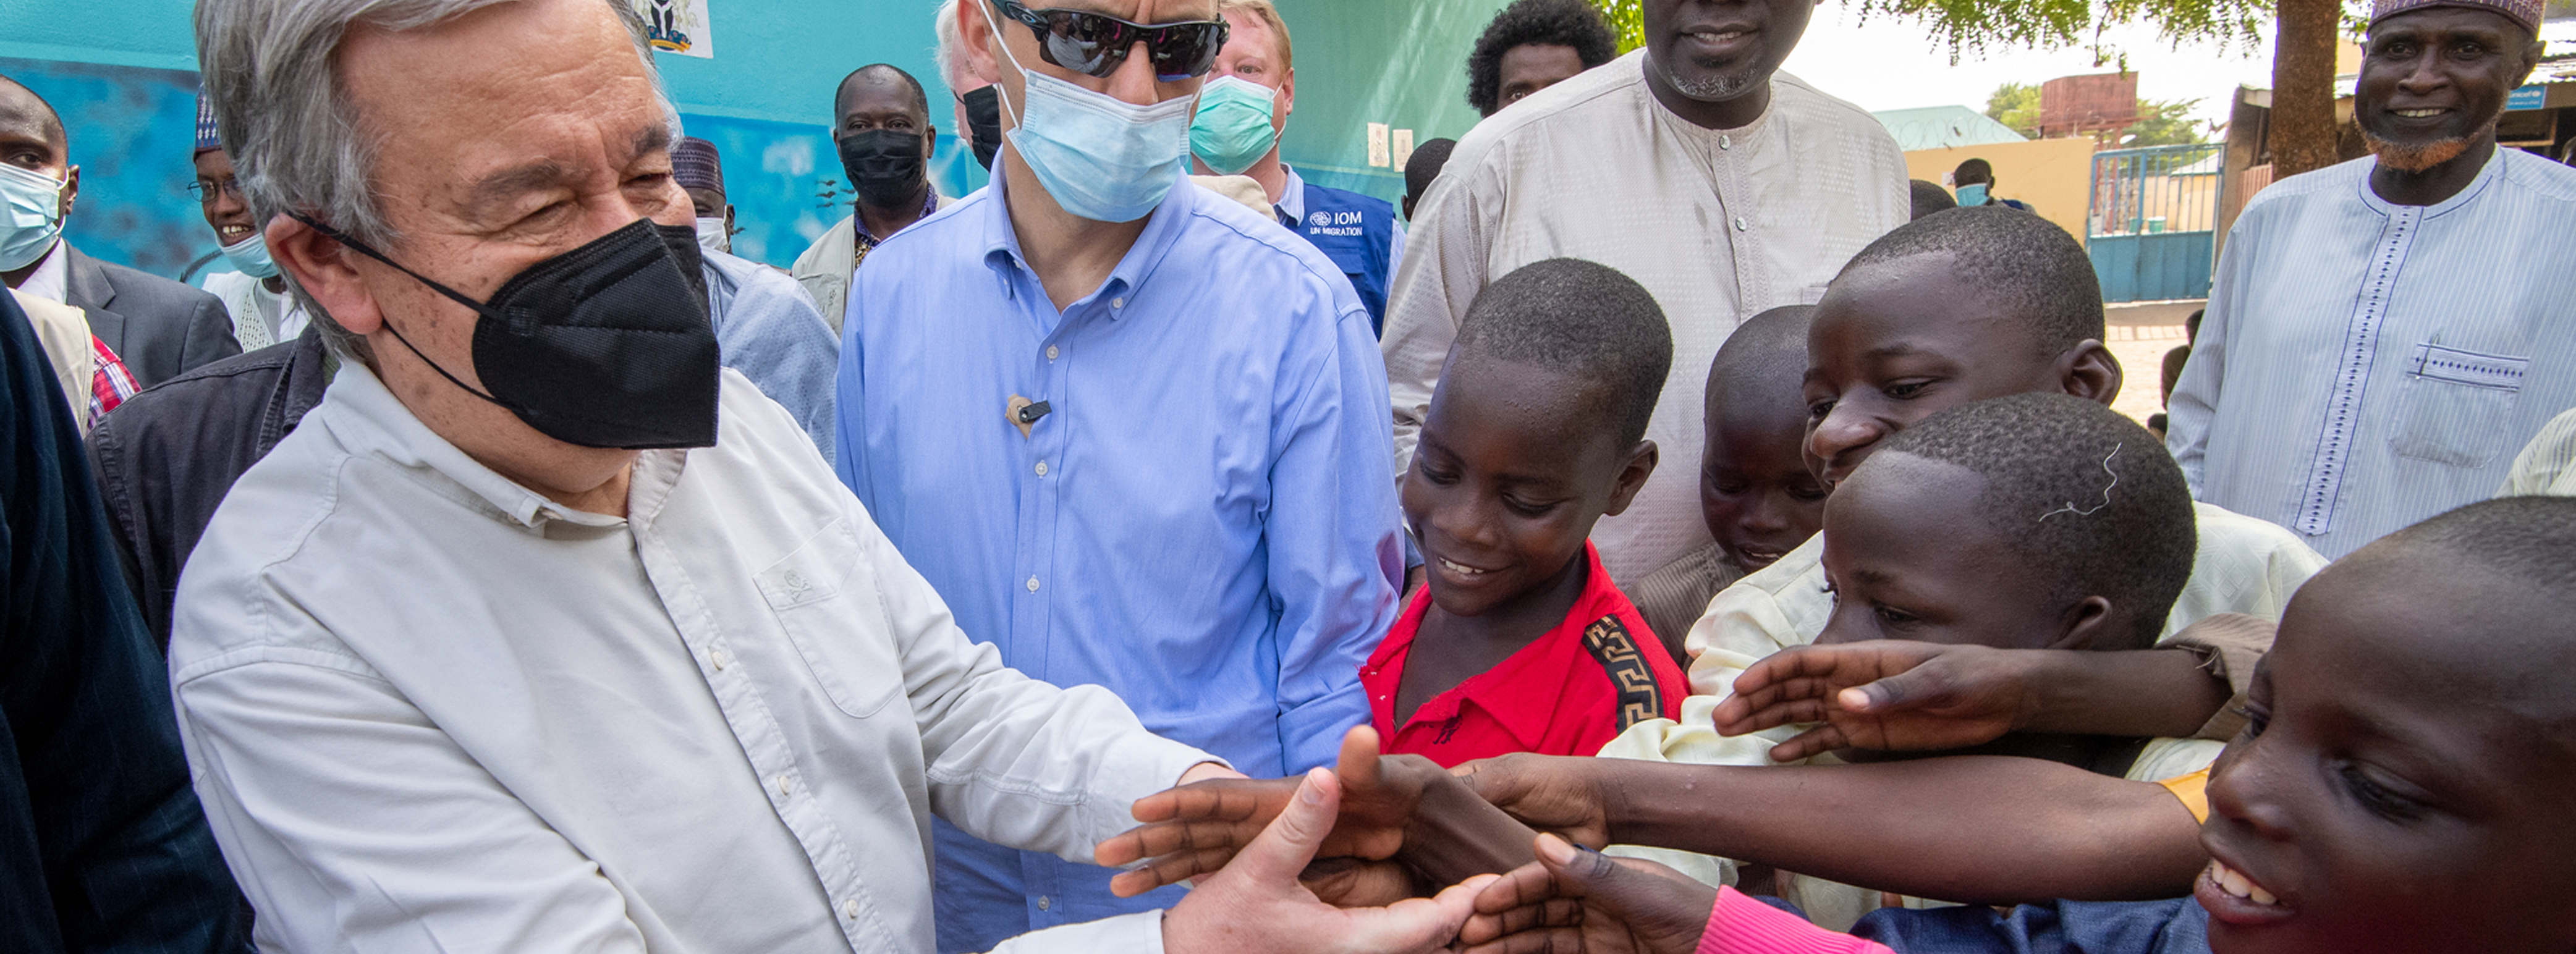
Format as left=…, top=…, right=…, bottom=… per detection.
left=1379, top=0, right=1909, bottom=583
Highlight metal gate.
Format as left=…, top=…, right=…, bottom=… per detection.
left=2087, top=143, right=2224, bottom=303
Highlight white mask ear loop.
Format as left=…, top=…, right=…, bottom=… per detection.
left=982, top=6, right=1027, bottom=140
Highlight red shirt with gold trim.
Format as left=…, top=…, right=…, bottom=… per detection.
left=1361, top=544, right=1685, bottom=767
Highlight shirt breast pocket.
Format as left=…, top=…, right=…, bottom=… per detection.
left=2387, top=344, right=2527, bottom=468
left=757, top=518, right=902, bottom=719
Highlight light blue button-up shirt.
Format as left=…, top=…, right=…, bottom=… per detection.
left=836, top=172, right=1400, bottom=774
left=2168, top=148, right=2576, bottom=559
left=705, top=247, right=838, bottom=460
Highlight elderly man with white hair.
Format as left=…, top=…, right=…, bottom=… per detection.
left=934, top=0, right=1003, bottom=170
left=173, top=1, right=1481, bottom=951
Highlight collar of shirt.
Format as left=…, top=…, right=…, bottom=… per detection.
left=16, top=240, right=67, bottom=304
left=1274, top=164, right=1307, bottom=226
left=314, top=354, right=635, bottom=532
left=974, top=169, right=1197, bottom=332
left=2352, top=142, right=2506, bottom=217
left=1373, top=542, right=1622, bottom=749
left=854, top=188, right=945, bottom=248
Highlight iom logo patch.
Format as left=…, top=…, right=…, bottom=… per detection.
left=1307, top=211, right=1332, bottom=228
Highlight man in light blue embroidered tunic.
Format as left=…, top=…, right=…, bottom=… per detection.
left=2166, top=0, right=2576, bottom=559
left=834, top=1, right=1403, bottom=949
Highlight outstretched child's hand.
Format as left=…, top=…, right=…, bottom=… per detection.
left=1457, top=834, right=1716, bottom=954
left=1100, top=727, right=1442, bottom=898
left=1450, top=753, right=1616, bottom=848
left=1711, top=640, right=2030, bottom=761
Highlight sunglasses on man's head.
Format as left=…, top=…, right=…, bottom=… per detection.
left=989, top=0, right=1231, bottom=82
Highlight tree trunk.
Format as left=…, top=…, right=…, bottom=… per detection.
left=2271, top=0, right=2343, bottom=177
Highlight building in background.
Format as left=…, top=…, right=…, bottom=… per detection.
left=2037, top=72, right=2138, bottom=140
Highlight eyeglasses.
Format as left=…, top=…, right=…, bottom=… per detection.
left=989, top=0, right=1230, bottom=82
left=187, top=177, right=244, bottom=205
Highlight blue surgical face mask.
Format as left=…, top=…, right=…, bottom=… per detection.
left=218, top=230, right=281, bottom=280
left=988, top=12, right=1198, bottom=223
left=0, top=163, right=69, bottom=272
left=1955, top=183, right=1989, bottom=207
left=1189, top=75, right=1279, bottom=176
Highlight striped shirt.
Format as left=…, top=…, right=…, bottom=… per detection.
left=2167, top=148, right=2576, bottom=558
left=2500, top=407, right=2576, bottom=497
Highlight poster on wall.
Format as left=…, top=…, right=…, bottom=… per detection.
left=632, top=0, right=714, bottom=58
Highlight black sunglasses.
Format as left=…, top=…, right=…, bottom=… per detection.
left=989, top=0, right=1231, bottom=82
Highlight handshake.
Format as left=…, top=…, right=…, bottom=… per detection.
left=1105, top=727, right=1723, bottom=954
left=1096, top=635, right=2220, bottom=953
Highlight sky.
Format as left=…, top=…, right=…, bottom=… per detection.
left=1781, top=2, right=2290, bottom=132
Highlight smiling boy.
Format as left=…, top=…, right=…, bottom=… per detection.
left=1460, top=496, right=2576, bottom=954
left=1599, top=208, right=2327, bottom=781
left=1365, top=258, right=1686, bottom=767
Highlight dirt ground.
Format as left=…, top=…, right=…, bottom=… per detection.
left=2103, top=300, right=2202, bottom=431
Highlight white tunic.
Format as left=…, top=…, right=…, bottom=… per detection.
left=1381, top=49, right=1910, bottom=583
left=2167, top=148, right=2576, bottom=558
left=169, top=361, right=1210, bottom=953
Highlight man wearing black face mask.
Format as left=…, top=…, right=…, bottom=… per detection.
left=937, top=0, right=1007, bottom=170
left=168, top=1, right=1449, bottom=952
left=790, top=64, right=949, bottom=336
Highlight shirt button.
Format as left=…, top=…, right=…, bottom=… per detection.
left=1037, top=895, right=1053, bottom=911
left=1733, top=216, right=1749, bottom=232
left=1027, top=576, right=1041, bottom=592
left=1719, top=134, right=1732, bottom=150
left=1111, top=297, right=1125, bottom=309
left=1035, top=460, right=1049, bottom=476
left=1046, top=345, right=1059, bottom=360
left=843, top=899, right=860, bottom=919
left=774, top=775, right=794, bottom=797
left=710, top=649, right=728, bottom=670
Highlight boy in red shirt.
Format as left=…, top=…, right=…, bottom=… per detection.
left=1363, top=258, right=1687, bottom=767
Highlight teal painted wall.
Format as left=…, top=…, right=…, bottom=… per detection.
left=0, top=0, right=1508, bottom=276
left=1269, top=0, right=1509, bottom=203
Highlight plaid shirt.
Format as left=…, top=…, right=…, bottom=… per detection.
left=88, top=336, right=140, bottom=426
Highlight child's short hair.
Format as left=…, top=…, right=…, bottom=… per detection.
left=1838, top=206, right=2104, bottom=357
left=1879, top=393, right=2195, bottom=649
left=1455, top=258, right=1673, bottom=447
left=1706, top=305, right=1811, bottom=419
left=2373, top=496, right=2576, bottom=596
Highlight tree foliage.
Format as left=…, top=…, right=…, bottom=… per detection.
left=1985, top=82, right=2043, bottom=138
left=1854, top=0, right=2268, bottom=64
left=1588, top=0, right=1647, bottom=54
left=2122, top=97, right=2212, bottom=145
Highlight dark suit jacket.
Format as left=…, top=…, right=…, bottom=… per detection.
left=61, top=245, right=241, bottom=388
left=89, top=328, right=330, bottom=648
left=0, top=292, right=249, bottom=953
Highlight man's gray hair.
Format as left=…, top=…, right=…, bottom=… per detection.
left=931, top=0, right=970, bottom=91
left=197, top=0, right=666, bottom=245
left=194, top=0, right=672, bottom=350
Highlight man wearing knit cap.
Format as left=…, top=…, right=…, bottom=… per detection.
left=2168, top=0, right=2576, bottom=559
left=673, top=134, right=734, bottom=255
left=193, top=88, right=308, bottom=353
left=673, top=134, right=842, bottom=460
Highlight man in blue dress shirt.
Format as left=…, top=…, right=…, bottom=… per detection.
left=834, top=1, right=1404, bottom=950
